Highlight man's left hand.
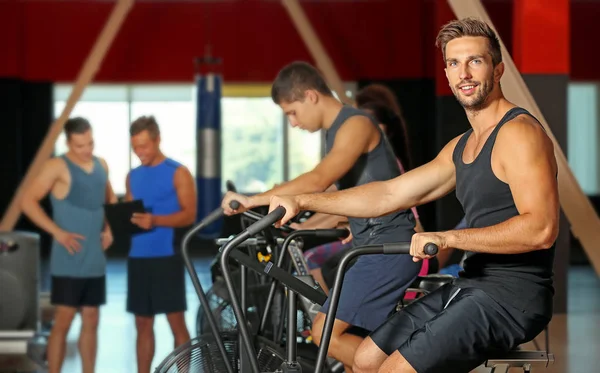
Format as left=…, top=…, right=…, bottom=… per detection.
left=131, top=212, right=154, bottom=230
left=410, top=232, right=448, bottom=262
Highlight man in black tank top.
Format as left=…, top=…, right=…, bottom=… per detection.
left=222, top=61, right=420, bottom=371
left=268, top=19, right=559, bottom=373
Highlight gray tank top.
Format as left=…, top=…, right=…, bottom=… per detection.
left=50, top=155, right=108, bottom=277
left=325, top=106, right=416, bottom=246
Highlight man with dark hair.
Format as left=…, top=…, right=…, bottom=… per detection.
left=222, top=61, right=421, bottom=372
left=271, top=61, right=335, bottom=105
left=124, top=115, right=195, bottom=373
left=267, top=17, right=558, bottom=373
left=21, top=117, right=117, bottom=373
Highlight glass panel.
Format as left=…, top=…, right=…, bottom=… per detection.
left=568, top=83, right=599, bottom=195
left=221, top=97, right=284, bottom=193
left=287, top=125, right=322, bottom=180
left=54, top=101, right=131, bottom=195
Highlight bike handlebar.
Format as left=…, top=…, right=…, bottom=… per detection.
left=382, top=242, right=438, bottom=256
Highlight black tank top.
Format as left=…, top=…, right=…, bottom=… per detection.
left=452, top=107, right=555, bottom=317
left=325, top=105, right=416, bottom=246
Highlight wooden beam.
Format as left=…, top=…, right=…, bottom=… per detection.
left=447, top=0, right=600, bottom=276
left=281, top=0, right=352, bottom=105
left=0, top=0, right=135, bottom=232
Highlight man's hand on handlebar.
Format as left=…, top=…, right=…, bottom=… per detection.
left=410, top=232, right=447, bottom=262
left=336, top=221, right=353, bottom=244
left=222, top=191, right=253, bottom=215
left=268, top=195, right=300, bottom=228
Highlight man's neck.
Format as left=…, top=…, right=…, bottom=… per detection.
left=320, top=98, right=344, bottom=130
left=65, top=151, right=92, bottom=165
left=465, top=93, right=514, bottom=137
left=149, top=152, right=166, bottom=166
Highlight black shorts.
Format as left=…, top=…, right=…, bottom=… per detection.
left=369, top=282, right=551, bottom=373
left=127, top=255, right=187, bottom=316
left=50, top=275, right=106, bottom=308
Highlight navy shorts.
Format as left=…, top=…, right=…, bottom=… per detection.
left=369, top=282, right=551, bottom=373
left=319, top=253, right=421, bottom=331
left=127, top=255, right=187, bottom=316
left=51, top=275, right=106, bottom=308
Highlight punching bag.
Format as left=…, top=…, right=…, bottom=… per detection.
left=195, top=72, right=223, bottom=237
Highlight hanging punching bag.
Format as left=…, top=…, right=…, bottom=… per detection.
left=195, top=72, right=223, bottom=237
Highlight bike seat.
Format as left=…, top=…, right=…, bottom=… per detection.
left=406, top=274, right=455, bottom=294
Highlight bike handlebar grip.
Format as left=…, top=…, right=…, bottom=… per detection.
left=424, top=242, right=439, bottom=256
left=229, top=200, right=241, bottom=210
left=315, top=229, right=350, bottom=238
left=246, top=206, right=286, bottom=236
left=382, top=242, right=410, bottom=254
left=203, top=207, right=226, bottom=225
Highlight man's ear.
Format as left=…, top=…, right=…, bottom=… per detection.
left=305, top=90, right=318, bottom=104
left=494, top=62, right=505, bottom=82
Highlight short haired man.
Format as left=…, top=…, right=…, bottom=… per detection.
left=268, top=18, right=559, bottom=373
left=125, top=116, right=196, bottom=373
left=22, top=117, right=117, bottom=373
left=222, top=61, right=421, bottom=371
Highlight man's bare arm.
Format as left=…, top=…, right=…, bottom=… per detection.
left=275, top=136, right=460, bottom=223
left=224, top=116, right=378, bottom=212
left=152, top=166, right=197, bottom=227
left=438, top=119, right=559, bottom=255
left=292, top=212, right=347, bottom=230
left=124, top=173, right=133, bottom=202
left=20, top=158, right=65, bottom=237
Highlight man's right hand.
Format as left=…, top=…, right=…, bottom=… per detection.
left=53, top=230, right=85, bottom=255
left=222, top=191, right=253, bottom=215
left=268, top=195, right=300, bottom=228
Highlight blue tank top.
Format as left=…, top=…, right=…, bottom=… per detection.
left=324, top=105, right=416, bottom=246
left=50, top=155, right=107, bottom=277
left=129, top=158, right=183, bottom=258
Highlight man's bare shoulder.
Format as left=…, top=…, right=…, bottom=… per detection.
left=496, top=114, right=554, bottom=152
left=437, top=132, right=467, bottom=162
left=45, top=157, right=68, bottom=174
left=338, top=114, right=378, bottom=133
left=96, top=157, right=109, bottom=172
left=174, top=165, right=194, bottom=184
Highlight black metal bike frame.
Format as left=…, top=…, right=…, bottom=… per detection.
left=181, top=207, right=235, bottom=373
left=313, top=242, right=438, bottom=373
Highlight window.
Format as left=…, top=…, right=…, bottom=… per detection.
left=221, top=97, right=284, bottom=193
left=52, top=82, right=359, bottom=195
left=287, top=126, right=322, bottom=180
left=568, top=83, right=599, bottom=195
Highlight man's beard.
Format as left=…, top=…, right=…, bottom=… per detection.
left=452, top=76, right=494, bottom=111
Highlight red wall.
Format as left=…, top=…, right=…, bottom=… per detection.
left=0, top=0, right=595, bottom=83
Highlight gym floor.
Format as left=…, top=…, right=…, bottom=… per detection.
left=1, top=257, right=599, bottom=373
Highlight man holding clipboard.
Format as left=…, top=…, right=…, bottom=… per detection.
left=122, top=116, right=196, bottom=373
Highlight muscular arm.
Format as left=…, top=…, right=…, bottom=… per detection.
left=293, top=212, right=347, bottom=230
left=441, top=119, right=559, bottom=254
left=246, top=117, right=378, bottom=208
left=285, top=136, right=460, bottom=220
left=152, top=166, right=197, bottom=227
left=20, top=158, right=64, bottom=237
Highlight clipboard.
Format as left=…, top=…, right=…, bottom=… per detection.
left=104, top=200, right=148, bottom=235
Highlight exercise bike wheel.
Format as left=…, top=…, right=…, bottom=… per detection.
left=154, top=332, right=293, bottom=373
